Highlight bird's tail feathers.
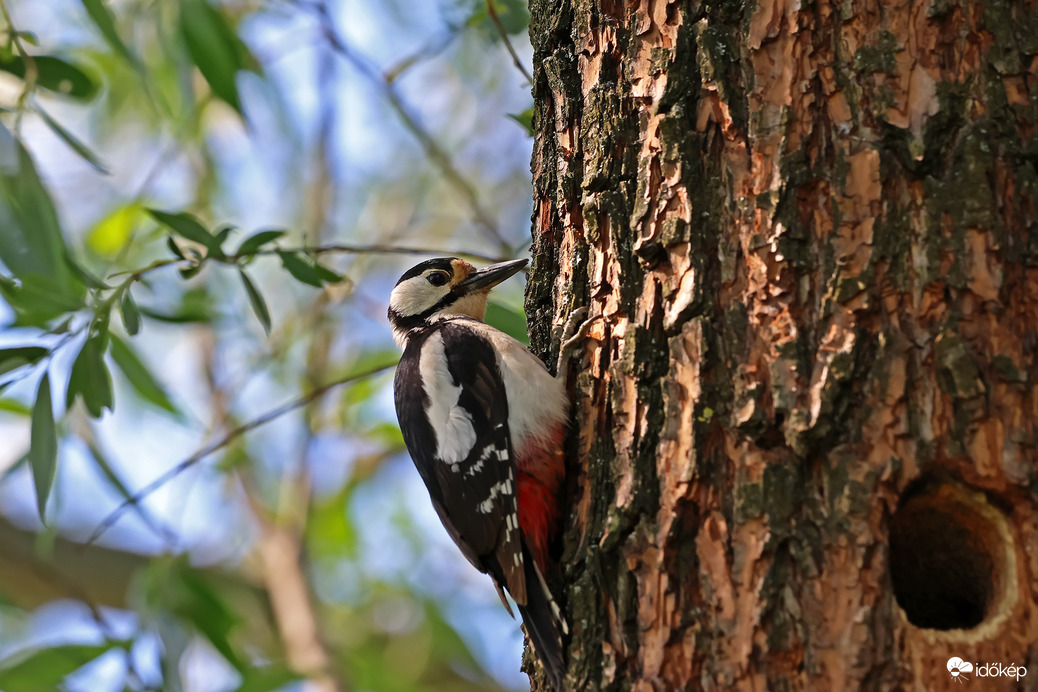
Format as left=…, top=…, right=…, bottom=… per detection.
left=517, top=548, right=566, bottom=690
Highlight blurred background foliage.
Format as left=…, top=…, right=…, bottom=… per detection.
left=0, top=0, right=539, bottom=690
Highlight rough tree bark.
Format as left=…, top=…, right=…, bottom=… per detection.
left=525, top=0, right=1038, bottom=690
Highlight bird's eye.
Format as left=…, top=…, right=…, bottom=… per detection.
left=427, top=271, right=450, bottom=287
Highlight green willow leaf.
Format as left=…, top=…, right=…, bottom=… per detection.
left=178, top=263, right=203, bottom=280
left=13, top=31, right=38, bottom=47
left=213, top=224, right=235, bottom=248
left=0, top=399, right=30, bottom=416
left=235, top=665, right=300, bottom=692
left=0, top=346, right=48, bottom=376
left=166, top=236, right=186, bottom=260
left=469, top=0, right=530, bottom=35
left=109, top=334, right=178, bottom=414
left=64, top=252, right=109, bottom=289
left=0, top=55, right=98, bottom=99
left=0, top=276, right=83, bottom=328
left=27, top=373, right=56, bottom=522
left=148, top=209, right=220, bottom=253
left=120, top=290, right=141, bottom=335
left=173, top=567, right=245, bottom=671
left=507, top=107, right=534, bottom=136
left=0, top=123, right=81, bottom=311
left=34, top=105, right=109, bottom=173
left=235, top=229, right=284, bottom=257
left=239, top=269, right=271, bottom=335
left=0, top=643, right=114, bottom=692
left=313, top=262, right=343, bottom=284
left=79, top=0, right=138, bottom=68
left=140, top=288, right=213, bottom=324
left=277, top=250, right=322, bottom=287
left=67, top=335, right=114, bottom=418
left=178, top=0, right=254, bottom=114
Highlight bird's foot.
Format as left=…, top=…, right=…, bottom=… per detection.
left=555, top=306, right=599, bottom=376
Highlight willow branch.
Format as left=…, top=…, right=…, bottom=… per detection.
left=307, top=2, right=514, bottom=254
left=486, top=0, right=533, bottom=84
left=84, top=360, right=396, bottom=545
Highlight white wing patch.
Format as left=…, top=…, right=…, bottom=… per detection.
left=419, top=332, right=477, bottom=464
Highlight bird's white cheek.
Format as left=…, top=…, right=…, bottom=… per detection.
left=390, top=278, right=447, bottom=317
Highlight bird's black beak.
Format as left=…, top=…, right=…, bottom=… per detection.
left=459, top=258, right=528, bottom=292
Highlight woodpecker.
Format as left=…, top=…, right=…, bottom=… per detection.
left=389, top=257, right=568, bottom=689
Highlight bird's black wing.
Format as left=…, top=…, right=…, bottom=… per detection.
left=394, top=322, right=527, bottom=604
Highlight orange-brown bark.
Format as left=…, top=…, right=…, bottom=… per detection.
left=526, top=0, right=1038, bottom=689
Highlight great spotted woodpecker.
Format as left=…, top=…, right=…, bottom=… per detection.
left=389, top=257, right=567, bottom=689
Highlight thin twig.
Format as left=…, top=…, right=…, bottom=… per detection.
left=280, top=242, right=508, bottom=263
left=0, top=0, right=39, bottom=130
left=485, top=0, right=533, bottom=84
left=307, top=2, right=515, bottom=254
left=84, top=360, right=396, bottom=545
left=106, top=242, right=510, bottom=282
left=383, top=30, right=458, bottom=84
left=78, top=421, right=179, bottom=545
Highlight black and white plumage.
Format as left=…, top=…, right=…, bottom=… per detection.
left=389, top=257, right=568, bottom=690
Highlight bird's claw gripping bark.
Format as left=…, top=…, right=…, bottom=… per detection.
left=555, top=306, right=598, bottom=376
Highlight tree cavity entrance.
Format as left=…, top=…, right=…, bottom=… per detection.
left=888, top=481, right=1015, bottom=632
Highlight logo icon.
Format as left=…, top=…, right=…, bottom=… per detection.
left=948, top=657, right=974, bottom=683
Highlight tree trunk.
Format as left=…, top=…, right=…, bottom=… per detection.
left=526, top=0, right=1038, bottom=689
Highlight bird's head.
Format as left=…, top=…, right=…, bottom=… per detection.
left=388, top=257, right=528, bottom=347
